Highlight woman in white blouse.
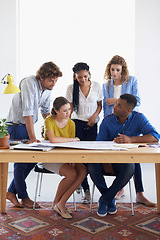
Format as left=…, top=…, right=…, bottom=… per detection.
left=66, top=62, right=103, bottom=203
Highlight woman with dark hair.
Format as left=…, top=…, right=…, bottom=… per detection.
left=42, top=96, right=87, bottom=219
left=66, top=62, right=103, bottom=203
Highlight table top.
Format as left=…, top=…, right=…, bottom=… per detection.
left=1, top=146, right=160, bottom=163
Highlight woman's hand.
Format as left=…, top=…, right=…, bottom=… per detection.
left=27, top=138, right=41, bottom=144
left=105, top=98, right=117, bottom=106
left=72, top=137, right=80, bottom=142
left=88, top=114, right=96, bottom=127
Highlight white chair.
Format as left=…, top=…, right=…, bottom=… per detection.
left=33, top=163, right=77, bottom=211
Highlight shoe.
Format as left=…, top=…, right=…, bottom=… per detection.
left=97, top=197, right=107, bottom=217
left=52, top=203, right=72, bottom=214
left=115, top=189, right=125, bottom=200
left=136, top=197, right=156, bottom=207
left=76, top=185, right=81, bottom=194
left=53, top=205, right=72, bottom=219
left=107, top=199, right=117, bottom=214
left=82, top=190, right=90, bottom=204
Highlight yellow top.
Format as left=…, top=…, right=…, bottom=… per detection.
left=44, top=115, right=75, bottom=140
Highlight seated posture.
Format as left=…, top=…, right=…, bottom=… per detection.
left=42, top=97, right=87, bottom=219
left=88, top=94, right=159, bottom=217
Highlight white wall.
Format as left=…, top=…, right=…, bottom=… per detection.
left=18, top=0, right=135, bottom=138
left=1, top=0, right=160, bottom=136
left=0, top=0, right=18, bottom=118
left=135, top=0, right=160, bottom=133
left=18, top=0, right=135, bottom=99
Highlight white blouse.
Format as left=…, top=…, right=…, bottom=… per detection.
left=113, top=84, right=122, bottom=99
left=66, top=81, right=103, bottom=123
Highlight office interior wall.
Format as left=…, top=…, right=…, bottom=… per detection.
left=18, top=0, right=135, bottom=138
left=1, top=0, right=160, bottom=135
left=135, top=0, right=160, bottom=133
left=0, top=0, right=18, bottom=119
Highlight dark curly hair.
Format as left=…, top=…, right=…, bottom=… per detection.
left=36, top=62, right=62, bottom=80
left=104, top=55, right=129, bottom=92
left=72, top=62, right=90, bottom=113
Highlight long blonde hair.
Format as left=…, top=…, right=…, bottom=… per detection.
left=104, top=55, right=129, bottom=92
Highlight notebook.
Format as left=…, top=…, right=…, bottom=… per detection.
left=10, top=143, right=54, bottom=152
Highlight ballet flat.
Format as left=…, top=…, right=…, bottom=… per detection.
left=52, top=203, right=72, bottom=214
left=53, top=205, right=72, bottom=219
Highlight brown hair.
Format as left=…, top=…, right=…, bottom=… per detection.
left=104, top=55, right=129, bottom=92
left=41, top=96, right=69, bottom=137
left=36, top=62, right=62, bottom=80
left=51, top=96, right=70, bottom=116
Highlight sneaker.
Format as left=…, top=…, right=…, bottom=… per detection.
left=97, top=197, right=107, bottom=217
left=76, top=186, right=81, bottom=194
left=82, top=190, right=90, bottom=204
left=107, top=199, right=117, bottom=214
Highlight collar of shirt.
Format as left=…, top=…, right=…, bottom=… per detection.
left=114, top=111, right=133, bottom=125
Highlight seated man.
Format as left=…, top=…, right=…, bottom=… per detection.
left=88, top=94, right=159, bottom=217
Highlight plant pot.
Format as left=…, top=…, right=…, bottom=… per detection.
left=0, top=135, right=10, bottom=148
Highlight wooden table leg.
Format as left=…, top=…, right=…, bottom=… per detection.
left=0, top=163, right=8, bottom=213
left=155, top=163, right=160, bottom=213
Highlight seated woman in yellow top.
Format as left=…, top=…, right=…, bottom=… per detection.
left=43, top=96, right=87, bottom=219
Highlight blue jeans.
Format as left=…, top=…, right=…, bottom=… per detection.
left=73, top=119, right=97, bottom=192
left=134, top=163, right=144, bottom=193
left=88, top=163, right=135, bottom=204
left=7, top=125, right=36, bottom=199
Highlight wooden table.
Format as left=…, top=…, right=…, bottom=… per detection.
left=0, top=146, right=160, bottom=213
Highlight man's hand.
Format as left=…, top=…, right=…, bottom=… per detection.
left=114, top=133, right=131, bottom=143
left=27, top=138, right=41, bottom=144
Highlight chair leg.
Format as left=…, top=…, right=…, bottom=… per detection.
left=33, top=172, right=40, bottom=209
left=129, top=179, right=134, bottom=216
left=89, top=183, right=96, bottom=212
left=38, top=173, right=43, bottom=196
left=80, top=184, right=84, bottom=198
left=73, top=191, right=76, bottom=211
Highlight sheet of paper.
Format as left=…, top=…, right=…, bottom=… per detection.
left=28, top=141, right=128, bottom=151
left=113, top=143, right=140, bottom=149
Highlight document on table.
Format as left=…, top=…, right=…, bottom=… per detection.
left=27, top=141, right=130, bottom=151
left=10, top=143, right=54, bottom=151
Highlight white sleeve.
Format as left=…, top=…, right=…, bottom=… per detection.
left=94, top=82, right=103, bottom=101
left=66, top=84, right=73, bottom=102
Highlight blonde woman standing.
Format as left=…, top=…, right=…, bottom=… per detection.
left=103, top=55, right=141, bottom=117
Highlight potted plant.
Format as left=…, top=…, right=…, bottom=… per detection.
left=0, top=118, right=10, bottom=148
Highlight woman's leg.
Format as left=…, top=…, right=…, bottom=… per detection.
left=55, top=163, right=87, bottom=213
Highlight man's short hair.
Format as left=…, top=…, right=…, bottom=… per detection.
left=120, top=94, right=137, bottom=110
